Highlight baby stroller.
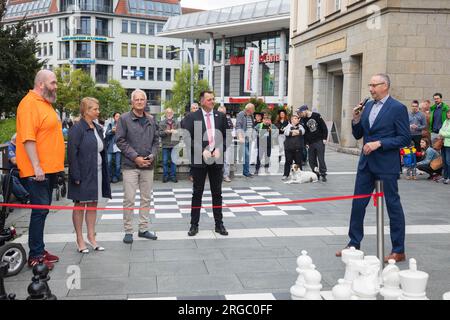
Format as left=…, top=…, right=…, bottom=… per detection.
left=0, top=168, right=27, bottom=277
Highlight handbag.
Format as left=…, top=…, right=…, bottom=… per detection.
left=430, top=157, right=443, bottom=170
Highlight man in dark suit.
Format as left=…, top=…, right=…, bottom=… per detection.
left=336, top=73, right=410, bottom=262
left=182, top=91, right=229, bottom=236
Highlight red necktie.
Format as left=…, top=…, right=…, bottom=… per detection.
left=206, top=112, right=214, bottom=148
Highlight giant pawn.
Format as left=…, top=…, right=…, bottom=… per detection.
left=27, top=275, right=47, bottom=300
left=290, top=250, right=313, bottom=300
left=303, top=264, right=323, bottom=300
left=33, top=259, right=57, bottom=300
left=380, top=259, right=402, bottom=300
left=398, top=258, right=428, bottom=300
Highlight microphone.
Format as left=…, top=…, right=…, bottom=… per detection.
left=354, top=97, right=370, bottom=114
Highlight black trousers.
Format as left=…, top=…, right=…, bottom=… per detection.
left=308, top=140, right=327, bottom=175
left=417, top=164, right=442, bottom=177
left=190, top=166, right=223, bottom=227
left=284, top=149, right=303, bottom=177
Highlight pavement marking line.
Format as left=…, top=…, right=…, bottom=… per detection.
left=225, top=293, right=276, bottom=300
left=12, top=224, right=450, bottom=244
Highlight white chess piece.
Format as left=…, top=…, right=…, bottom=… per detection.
left=443, top=292, right=450, bottom=300
left=290, top=250, right=313, bottom=300
left=380, top=259, right=402, bottom=300
left=332, top=279, right=353, bottom=300
left=303, top=264, right=323, bottom=300
left=351, top=259, right=380, bottom=300
left=398, top=258, right=429, bottom=300
left=341, top=247, right=364, bottom=288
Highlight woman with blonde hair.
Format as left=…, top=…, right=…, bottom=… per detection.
left=68, top=97, right=111, bottom=253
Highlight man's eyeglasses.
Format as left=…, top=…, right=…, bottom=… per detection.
left=368, top=82, right=385, bottom=88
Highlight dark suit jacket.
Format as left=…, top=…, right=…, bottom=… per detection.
left=182, top=108, right=228, bottom=168
left=352, top=96, right=411, bottom=175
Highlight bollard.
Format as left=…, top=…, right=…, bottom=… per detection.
left=375, top=180, right=385, bottom=270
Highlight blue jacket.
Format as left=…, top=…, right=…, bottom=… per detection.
left=67, top=118, right=111, bottom=201
left=352, top=96, right=411, bottom=175
left=105, top=121, right=118, bottom=154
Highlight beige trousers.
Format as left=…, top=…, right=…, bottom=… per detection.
left=122, top=169, right=154, bottom=234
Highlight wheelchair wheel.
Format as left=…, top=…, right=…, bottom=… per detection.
left=0, top=243, right=27, bottom=277
left=60, top=183, right=67, bottom=198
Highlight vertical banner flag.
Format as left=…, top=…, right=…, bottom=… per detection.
left=244, top=47, right=259, bottom=93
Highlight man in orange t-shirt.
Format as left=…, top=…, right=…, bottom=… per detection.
left=16, top=70, right=65, bottom=270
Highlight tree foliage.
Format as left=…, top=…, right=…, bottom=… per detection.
left=0, top=0, right=44, bottom=115
left=164, top=63, right=210, bottom=115
left=55, top=65, right=129, bottom=120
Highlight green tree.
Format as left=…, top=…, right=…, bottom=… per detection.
left=96, top=80, right=130, bottom=120
left=164, top=63, right=210, bottom=115
left=0, top=0, right=44, bottom=115
left=55, top=66, right=96, bottom=116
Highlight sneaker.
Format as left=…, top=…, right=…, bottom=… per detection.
left=28, top=257, right=54, bottom=270
left=138, top=230, right=157, bottom=240
left=223, top=176, right=231, bottom=182
left=412, top=176, right=417, bottom=180
left=436, top=177, right=445, bottom=183
left=281, top=176, right=289, bottom=181
left=243, top=173, right=253, bottom=178
left=123, top=233, right=133, bottom=244
left=321, top=175, right=327, bottom=182
left=406, top=176, right=411, bottom=180
left=444, top=179, right=449, bottom=185
left=162, top=176, right=169, bottom=183
left=43, top=250, right=59, bottom=263
left=111, top=177, right=119, bottom=183
left=170, top=177, right=178, bottom=183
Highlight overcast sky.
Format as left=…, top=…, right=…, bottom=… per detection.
left=180, top=0, right=259, bottom=10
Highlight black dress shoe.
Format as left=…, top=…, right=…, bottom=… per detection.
left=188, top=225, right=198, bottom=236
left=215, top=225, right=228, bottom=236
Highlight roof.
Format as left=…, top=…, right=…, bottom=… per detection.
left=159, top=0, right=290, bottom=40
left=181, top=7, right=204, bottom=14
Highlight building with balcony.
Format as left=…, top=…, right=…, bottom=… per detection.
left=159, top=0, right=290, bottom=113
left=290, top=0, right=450, bottom=147
left=2, top=0, right=211, bottom=112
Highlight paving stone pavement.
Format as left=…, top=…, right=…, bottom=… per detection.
left=4, top=149, right=450, bottom=300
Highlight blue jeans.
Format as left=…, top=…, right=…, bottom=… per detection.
left=162, top=148, right=176, bottom=178
left=107, top=152, right=121, bottom=180
left=443, top=146, right=450, bottom=179
left=22, top=174, right=57, bottom=259
left=242, top=140, right=250, bottom=176
left=12, top=175, right=29, bottom=200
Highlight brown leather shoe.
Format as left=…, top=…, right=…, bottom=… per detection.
left=335, top=246, right=350, bottom=257
left=384, top=252, right=406, bottom=263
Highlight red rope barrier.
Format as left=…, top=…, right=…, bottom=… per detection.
left=0, top=192, right=384, bottom=212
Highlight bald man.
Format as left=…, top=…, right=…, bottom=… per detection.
left=16, top=69, right=65, bottom=270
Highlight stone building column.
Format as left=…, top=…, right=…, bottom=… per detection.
left=278, top=30, right=287, bottom=105
left=312, top=63, right=327, bottom=113
left=341, top=56, right=361, bottom=148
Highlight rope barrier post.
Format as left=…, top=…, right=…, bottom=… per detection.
left=375, top=180, right=385, bottom=270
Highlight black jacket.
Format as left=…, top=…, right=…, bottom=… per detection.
left=67, top=118, right=111, bottom=201
left=181, top=109, right=228, bottom=168
left=301, top=112, right=328, bottom=145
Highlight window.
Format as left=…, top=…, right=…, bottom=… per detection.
left=121, top=66, right=128, bottom=80
left=76, top=17, right=91, bottom=35
left=131, top=44, right=137, bottom=57
left=122, top=20, right=128, bottom=33
left=148, top=45, right=155, bottom=59
left=148, top=23, right=155, bottom=35
left=121, top=43, right=128, bottom=57
left=138, top=67, right=145, bottom=80
left=157, top=68, right=163, bottom=81
left=75, top=41, right=91, bottom=58
left=140, top=44, right=146, bottom=58
left=60, top=42, right=70, bottom=59
left=148, top=90, right=161, bottom=106
left=317, top=0, right=322, bottom=20
left=139, top=22, right=146, bottom=34
left=130, top=66, right=137, bottom=80
left=38, top=22, right=42, bottom=33
left=130, top=21, right=137, bottom=34
left=199, top=69, right=204, bottom=80
left=43, top=43, right=47, bottom=56
left=165, top=68, right=171, bottom=81
left=96, top=42, right=109, bottom=60
left=60, top=18, right=69, bottom=36
left=335, top=0, right=341, bottom=11
left=49, top=42, right=53, bottom=56
left=148, top=67, right=154, bottom=81
left=49, top=20, right=53, bottom=32
left=199, top=49, right=205, bottom=65
left=156, top=23, right=164, bottom=34
left=96, top=18, right=109, bottom=36
left=157, top=45, right=163, bottom=59
left=96, top=65, right=108, bottom=84
left=44, top=21, right=48, bottom=33
left=166, top=46, right=173, bottom=59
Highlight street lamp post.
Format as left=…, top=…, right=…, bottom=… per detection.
left=168, top=48, right=194, bottom=107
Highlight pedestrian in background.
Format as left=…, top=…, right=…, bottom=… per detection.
left=159, top=107, right=180, bottom=183
left=105, top=112, right=122, bottom=183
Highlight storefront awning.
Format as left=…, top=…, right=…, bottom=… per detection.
left=158, top=0, right=290, bottom=40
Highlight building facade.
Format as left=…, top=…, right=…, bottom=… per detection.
left=3, top=0, right=211, bottom=111
left=290, top=0, right=450, bottom=147
left=160, top=0, right=290, bottom=112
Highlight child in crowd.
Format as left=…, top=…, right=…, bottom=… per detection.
left=254, top=114, right=277, bottom=175
left=282, top=114, right=305, bottom=181
left=416, top=137, right=441, bottom=180
left=400, top=142, right=420, bottom=180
